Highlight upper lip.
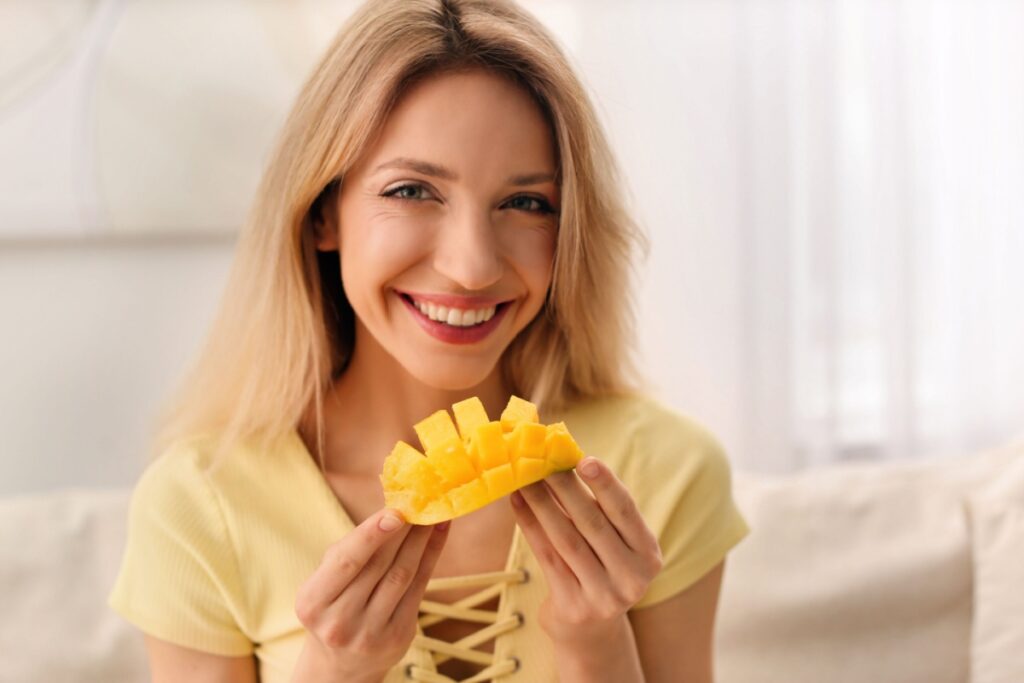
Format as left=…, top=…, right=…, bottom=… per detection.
left=398, top=290, right=511, bottom=309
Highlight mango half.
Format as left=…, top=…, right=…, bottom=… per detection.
left=380, top=396, right=583, bottom=524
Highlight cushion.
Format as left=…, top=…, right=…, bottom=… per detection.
left=0, top=489, right=148, bottom=683
left=966, top=448, right=1024, bottom=683
left=715, top=440, right=1024, bottom=683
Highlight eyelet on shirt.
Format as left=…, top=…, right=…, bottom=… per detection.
left=510, top=656, right=521, bottom=672
left=404, top=663, right=415, bottom=679
left=518, top=568, right=530, bottom=584
left=513, top=611, right=525, bottom=626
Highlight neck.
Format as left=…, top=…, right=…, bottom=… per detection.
left=314, top=320, right=512, bottom=476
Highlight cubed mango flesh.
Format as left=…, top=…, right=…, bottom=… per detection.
left=380, top=395, right=585, bottom=524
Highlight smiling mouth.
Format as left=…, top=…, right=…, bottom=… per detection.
left=399, top=293, right=512, bottom=328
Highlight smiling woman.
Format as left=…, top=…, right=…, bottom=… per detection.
left=107, top=1, right=749, bottom=682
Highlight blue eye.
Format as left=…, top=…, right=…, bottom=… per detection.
left=382, top=183, right=433, bottom=201
left=505, top=195, right=556, bottom=214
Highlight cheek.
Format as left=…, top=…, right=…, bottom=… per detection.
left=502, top=228, right=556, bottom=293
left=339, top=214, right=433, bottom=297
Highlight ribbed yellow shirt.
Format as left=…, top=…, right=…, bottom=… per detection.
left=108, top=394, right=750, bottom=682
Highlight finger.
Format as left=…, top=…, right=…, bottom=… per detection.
left=298, top=508, right=410, bottom=615
left=544, top=469, right=635, bottom=573
left=390, top=521, right=451, bottom=627
left=509, top=485, right=593, bottom=593
left=576, top=458, right=659, bottom=555
left=364, top=523, right=437, bottom=626
left=335, top=514, right=421, bottom=613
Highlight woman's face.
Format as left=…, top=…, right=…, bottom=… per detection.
left=319, top=68, right=559, bottom=390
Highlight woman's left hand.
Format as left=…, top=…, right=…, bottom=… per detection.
left=509, top=456, right=663, bottom=648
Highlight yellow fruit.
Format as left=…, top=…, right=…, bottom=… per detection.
left=452, top=397, right=489, bottom=438
left=414, top=410, right=460, bottom=450
left=473, top=421, right=510, bottom=469
left=425, top=437, right=477, bottom=488
left=546, top=422, right=584, bottom=470
left=500, top=395, right=540, bottom=432
left=379, top=395, right=585, bottom=524
left=506, top=422, right=547, bottom=461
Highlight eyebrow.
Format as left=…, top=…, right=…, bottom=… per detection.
left=371, top=157, right=556, bottom=186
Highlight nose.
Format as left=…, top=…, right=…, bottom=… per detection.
left=432, top=207, right=504, bottom=291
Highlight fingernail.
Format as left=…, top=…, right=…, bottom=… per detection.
left=580, top=459, right=599, bottom=479
left=510, top=490, right=524, bottom=507
left=379, top=512, right=403, bottom=531
left=436, top=520, right=450, bottom=532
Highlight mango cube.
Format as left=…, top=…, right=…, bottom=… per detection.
left=426, top=437, right=477, bottom=488
left=500, top=395, right=540, bottom=432
left=506, top=422, right=547, bottom=461
left=473, top=421, right=510, bottom=469
left=453, top=397, right=490, bottom=439
left=546, top=422, right=583, bottom=470
left=447, top=478, right=490, bottom=513
left=482, top=463, right=516, bottom=499
left=513, top=456, right=549, bottom=486
left=414, top=410, right=460, bottom=451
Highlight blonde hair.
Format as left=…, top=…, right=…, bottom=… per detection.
left=153, top=0, right=646, bottom=464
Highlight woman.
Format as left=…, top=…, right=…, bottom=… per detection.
left=109, top=1, right=749, bottom=681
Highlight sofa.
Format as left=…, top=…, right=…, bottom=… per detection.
left=2, top=439, right=1022, bottom=683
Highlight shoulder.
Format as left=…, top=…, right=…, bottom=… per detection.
left=125, top=435, right=231, bottom=537
left=133, top=435, right=218, bottom=504
left=134, top=431, right=295, bottom=499
left=129, top=432, right=280, bottom=527
left=555, top=393, right=737, bottom=516
left=555, top=392, right=729, bottom=474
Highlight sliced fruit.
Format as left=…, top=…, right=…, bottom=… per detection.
left=546, top=422, right=584, bottom=470
left=379, top=395, right=585, bottom=524
left=425, top=437, right=477, bottom=487
left=506, top=422, right=547, bottom=461
left=473, top=421, right=510, bottom=469
left=414, top=410, right=460, bottom=451
left=453, top=397, right=490, bottom=438
left=500, top=395, right=540, bottom=432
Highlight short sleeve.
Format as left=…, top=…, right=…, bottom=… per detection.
left=107, top=444, right=253, bottom=655
left=629, top=413, right=750, bottom=610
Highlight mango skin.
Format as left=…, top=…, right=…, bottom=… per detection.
left=380, top=396, right=584, bottom=524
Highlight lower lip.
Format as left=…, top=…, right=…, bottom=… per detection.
left=399, top=294, right=512, bottom=345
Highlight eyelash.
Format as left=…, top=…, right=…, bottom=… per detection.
left=381, top=183, right=557, bottom=215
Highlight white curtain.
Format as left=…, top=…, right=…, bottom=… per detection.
left=737, top=0, right=1024, bottom=471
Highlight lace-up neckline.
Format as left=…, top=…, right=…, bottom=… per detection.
left=405, top=568, right=529, bottom=682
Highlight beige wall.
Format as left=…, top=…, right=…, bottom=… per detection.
left=0, top=240, right=233, bottom=493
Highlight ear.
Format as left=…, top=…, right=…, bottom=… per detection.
left=310, top=180, right=341, bottom=252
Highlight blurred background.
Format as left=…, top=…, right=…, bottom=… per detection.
left=1, top=0, right=1022, bottom=495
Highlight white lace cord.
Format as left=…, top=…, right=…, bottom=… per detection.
left=406, top=569, right=528, bottom=682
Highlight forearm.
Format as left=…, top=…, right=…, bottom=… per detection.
left=549, top=615, right=646, bottom=683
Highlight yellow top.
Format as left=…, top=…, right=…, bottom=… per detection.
left=108, top=394, right=750, bottom=682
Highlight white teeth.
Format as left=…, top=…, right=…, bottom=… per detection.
left=410, top=298, right=499, bottom=327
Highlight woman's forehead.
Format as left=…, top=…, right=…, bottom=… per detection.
left=352, top=68, right=557, bottom=184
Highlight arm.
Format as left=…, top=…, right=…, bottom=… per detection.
left=630, top=560, right=725, bottom=683
left=144, top=635, right=257, bottom=683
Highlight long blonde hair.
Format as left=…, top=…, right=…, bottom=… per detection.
left=153, top=0, right=646, bottom=464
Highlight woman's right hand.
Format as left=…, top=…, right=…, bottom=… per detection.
left=290, top=508, right=450, bottom=683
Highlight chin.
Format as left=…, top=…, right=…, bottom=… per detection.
left=401, top=354, right=500, bottom=392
